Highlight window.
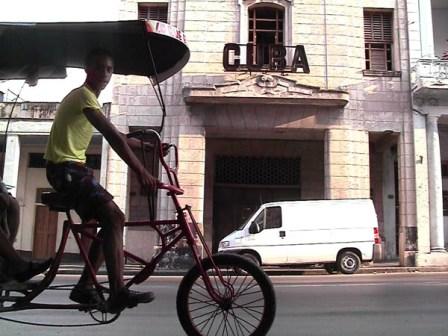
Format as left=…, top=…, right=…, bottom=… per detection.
left=253, top=211, right=265, bottom=231
left=28, top=153, right=47, bottom=168
left=248, top=5, right=284, bottom=67
left=252, top=207, right=282, bottom=232
left=364, top=10, right=393, bottom=71
left=138, top=3, right=168, bottom=23
left=265, top=206, right=282, bottom=229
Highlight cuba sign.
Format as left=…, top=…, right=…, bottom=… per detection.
left=223, top=43, right=310, bottom=73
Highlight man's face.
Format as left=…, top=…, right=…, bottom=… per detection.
left=86, top=55, right=114, bottom=90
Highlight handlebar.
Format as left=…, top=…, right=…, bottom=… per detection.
left=158, top=183, right=184, bottom=195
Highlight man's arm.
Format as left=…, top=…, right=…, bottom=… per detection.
left=83, top=108, right=158, bottom=191
left=125, top=136, right=151, bottom=151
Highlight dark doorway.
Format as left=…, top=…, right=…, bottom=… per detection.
left=212, top=155, right=300, bottom=250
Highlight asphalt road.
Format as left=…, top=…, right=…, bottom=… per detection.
left=1, top=272, right=447, bottom=336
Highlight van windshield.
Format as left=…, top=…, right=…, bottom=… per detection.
left=236, top=208, right=258, bottom=230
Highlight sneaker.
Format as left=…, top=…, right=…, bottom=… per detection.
left=69, top=285, right=102, bottom=305
left=13, top=258, right=53, bottom=282
left=107, top=287, right=154, bottom=313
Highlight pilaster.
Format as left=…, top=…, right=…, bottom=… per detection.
left=426, top=115, right=445, bottom=250
left=3, top=135, right=20, bottom=197
left=324, top=129, right=370, bottom=199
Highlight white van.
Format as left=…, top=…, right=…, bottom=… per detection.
left=218, top=199, right=380, bottom=274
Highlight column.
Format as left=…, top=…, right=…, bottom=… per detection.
left=3, top=135, right=20, bottom=197
left=419, top=0, right=435, bottom=58
left=413, top=112, right=431, bottom=255
left=426, top=115, right=445, bottom=251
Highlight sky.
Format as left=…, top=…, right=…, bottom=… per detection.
left=0, top=0, right=120, bottom=102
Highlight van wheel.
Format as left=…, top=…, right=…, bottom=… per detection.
left=324, top=263, right=338, bottom=274
left=242, top=253, right=261, bottom=267
left=337, top=251, right=360, bottom=274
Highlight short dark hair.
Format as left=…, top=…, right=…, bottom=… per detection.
left=84, top=48, right=113, bottom=68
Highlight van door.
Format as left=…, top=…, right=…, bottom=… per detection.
left=245, top=206, right=288, bottom=264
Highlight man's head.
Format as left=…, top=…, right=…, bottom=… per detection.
left=84, top=48, right=114, bottom=93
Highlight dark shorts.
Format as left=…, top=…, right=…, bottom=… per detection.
left=46, top=161, right=113, bottom=221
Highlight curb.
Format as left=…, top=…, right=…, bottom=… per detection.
left=55, top=264, right=448, bottom=277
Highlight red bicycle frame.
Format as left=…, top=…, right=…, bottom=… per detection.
left=0, top=129, right=231, bottom=312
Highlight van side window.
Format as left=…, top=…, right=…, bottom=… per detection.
left=265, top=206, right=282, bottom=229
left=253, top=211, right=265, bottom=231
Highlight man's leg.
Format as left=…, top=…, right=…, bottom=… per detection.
left=0, top=194, right=28, bottom=271
left=74, top=229, right=105, bottom=287
left=96, top=201, right=125, bottom=294
left=70, top=200, right=124, bottom=302
left=69, top=195, right=153, bottom=310
left=0, top=230, right=27, bottom=269
left=0, top=231, right=48, bottom=283
left=75, top=200, right=124, bottom=292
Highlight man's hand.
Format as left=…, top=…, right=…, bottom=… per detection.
left=137, top=168, right=159, bottom=192
left=161, top=143, right=170, bottom=157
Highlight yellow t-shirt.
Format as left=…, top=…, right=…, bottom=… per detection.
left=44, top=85, right=101, bottom=164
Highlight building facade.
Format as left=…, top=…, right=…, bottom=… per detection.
left=407, top=0, right=448, bottom=266
left=2, top=0, right=447, bottom=267
left=115, top=0, right=416, bottom=265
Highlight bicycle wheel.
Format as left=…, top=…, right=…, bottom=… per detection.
left=176, top=253, right=276, bottom=336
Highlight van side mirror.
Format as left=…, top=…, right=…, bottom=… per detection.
left=249, top=221, right=261, bottom=234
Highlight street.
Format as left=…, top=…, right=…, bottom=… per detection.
left=0, top=272, right=447, bottom=336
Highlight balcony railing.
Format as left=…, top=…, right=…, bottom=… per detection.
left=0, top=102, right=111, bottom=120
left=0, top=102, right=58, bottom=119
left=413, top=58, right=448, bottom=88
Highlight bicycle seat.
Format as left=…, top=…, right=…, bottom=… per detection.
left=41, top=192, right=74, bottom=212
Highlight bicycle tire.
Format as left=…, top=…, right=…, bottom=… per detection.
left=176, top=253, right=276, bottom=336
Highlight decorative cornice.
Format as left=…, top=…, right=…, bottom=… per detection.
left=183, top=74, right=349, bottom=107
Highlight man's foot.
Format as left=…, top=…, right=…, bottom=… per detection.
left=69, top=284, right=102, bottom=305
left=107, top=287, right=154, bottom=313
left=13, top=258, right=53, bottom=282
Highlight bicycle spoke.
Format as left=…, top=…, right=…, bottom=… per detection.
left=200, top=306, right=221, bottom=336
left=231, top=302, right=264, bottom=320
left=228, top=308, right=253, bottom=335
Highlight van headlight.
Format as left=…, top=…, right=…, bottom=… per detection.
left=219, top=241, right=230, bottom=249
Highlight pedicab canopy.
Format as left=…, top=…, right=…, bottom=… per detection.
left=0, top=20, right=189, bottom=84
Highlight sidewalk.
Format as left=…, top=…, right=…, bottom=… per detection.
left=56, top=261, right=448, bottom=276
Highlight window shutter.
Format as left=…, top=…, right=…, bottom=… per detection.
left=364, top=11, right=393, bottom=43
left=138, top=5, right=168, bottom=23
left=370, top=47, right=387, bottom=71
left=364, top=14, right=372, bottom=40
left=382, top=14, right=392, bottom=41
